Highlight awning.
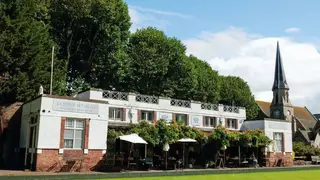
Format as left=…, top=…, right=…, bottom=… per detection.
left=118, top=133, right=148, bottom=144
left=177, top=138, right=197, bottom=143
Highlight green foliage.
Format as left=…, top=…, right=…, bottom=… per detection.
left=49, top=0, right=131, bottom=94
left=0, top=0, right=66, bottom=104
left=293, top=142, right=320, bottom=156
left=209, top=126, right=271, bottom=149
left=130, top=120, right=160, bottom=146
left=107, top=129, right=125, bottom=144
left=188, top=55, right=220, bottom=103
left=219, top=76, right=259, bottom=119
left=125, top=27, right=195, bottom=99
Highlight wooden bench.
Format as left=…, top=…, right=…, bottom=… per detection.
left=311, top=156, right=320, bottom=164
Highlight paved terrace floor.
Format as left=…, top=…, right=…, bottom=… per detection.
left=0, top=165, right=319, bottom=180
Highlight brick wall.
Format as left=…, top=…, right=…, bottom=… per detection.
left=36, top=149, right=105, bottom=172
left=266, top=152, right=293, bottom=167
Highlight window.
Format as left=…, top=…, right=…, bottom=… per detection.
left=109, top=107, right=123, bottom=121
left=141, top=111, right=154, bottom=122
left=204, top=117, right=216, bottom=127
left=274, top=133, right=283, bottom=152
left=227, top=119, right=237, bottom=129
left=64, top=118, right=84, bottom=149
left=176, top=114, right=187, bottom=125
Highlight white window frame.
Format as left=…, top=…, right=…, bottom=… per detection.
left=176, top=114, right=187, bottom=125
left=274, top=132, right=283, bottom=152
left=205, top=117, right=216, bottom=127
left=109, top=107, right=123, bottom=121
left=64, top=118, right=85, bottom=149
left=227, top=119, right=236, bottom=129
left=141, top=110, right=154, bottom=122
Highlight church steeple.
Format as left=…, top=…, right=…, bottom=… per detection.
left=272, top=41, right=289, bottom=90
left=270, top=41, right=294, bottom=121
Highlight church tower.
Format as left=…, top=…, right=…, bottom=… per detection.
left=270, top=42, right=294, bottom=122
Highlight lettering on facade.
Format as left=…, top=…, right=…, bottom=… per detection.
left=159, top=112, right=172, bottom=123
left=267, top=121, right=289, bottom=130
left=191, top=116, right=201, bottom=126
left=52, top=99, right=99, bottom=114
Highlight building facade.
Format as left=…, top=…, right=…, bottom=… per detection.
left=244, top=42, right=295, bottom=167
left=20, top=95, right=109, bottom=172
left=76, top=89, right=246, bottom=131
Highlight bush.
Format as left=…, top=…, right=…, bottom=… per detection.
left=293, top=142, right=320, bottom=156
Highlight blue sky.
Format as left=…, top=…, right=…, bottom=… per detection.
left=126, top=0, right=319, bottom=42
left=125, top=0, right=320, bottom=112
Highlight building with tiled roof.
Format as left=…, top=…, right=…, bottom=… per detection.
left=253, top=42, right=319, bottom=147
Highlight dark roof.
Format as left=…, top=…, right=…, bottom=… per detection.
left=272, top=42, right=289, bottom=90
left=314, top=114, right=320, bottom=120
left=256, top=100, right=317, bottom=130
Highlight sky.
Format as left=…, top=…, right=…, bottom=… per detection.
left=126, top=0, right=320, bottom=113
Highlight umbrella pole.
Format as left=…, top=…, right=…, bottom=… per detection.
left=165, top=151, right=168, bottom=170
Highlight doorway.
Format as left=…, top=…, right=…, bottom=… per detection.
left=24, top=116, right=38, bottom=171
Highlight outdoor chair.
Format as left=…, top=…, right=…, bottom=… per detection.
left=128, top=157, right=137, bottom=170
left=311, top=156, right=320, bottom=164
left=145, top=157, right=153, bottom=170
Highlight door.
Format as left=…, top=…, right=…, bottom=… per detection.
left=24, top=116, right=38, bottom=171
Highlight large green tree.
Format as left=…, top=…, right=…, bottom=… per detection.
left=0, top=0, right=66, bottom=104
left=188, top=55, right=220, bottom=103
left=219, top=76, right=259, bottom=119
left=125, top=27, right=195, bottom=99
left=49, top=0, right=131, bottom=93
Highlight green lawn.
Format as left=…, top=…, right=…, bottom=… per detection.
left=108, top=170, right=320, bottom=180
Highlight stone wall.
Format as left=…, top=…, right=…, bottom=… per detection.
left=36, top=149, right=105, bottom=172
left=266, top=152, right=293, bottom=167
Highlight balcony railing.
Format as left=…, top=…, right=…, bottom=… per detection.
left=135, top=94, right=159, bottom=104
left=102, top=90, right=128, bottom=101
left=201, top=103, right=219, bottom=111
left=101, top=90, right=243, bottom=113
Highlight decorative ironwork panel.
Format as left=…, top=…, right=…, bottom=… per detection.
left=102, top=90, right=128, bottom=101
left=170, top=99, right=191, bottom=108
left=135, top=94, right=159, bottom=104
left=201, top=103, right=219, bottom=111
left=223, top=105, right=239, bottom=113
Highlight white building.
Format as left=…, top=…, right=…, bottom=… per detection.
left=20, top=95, right=109, bottom=172
left=76, top=89, right=246, bottom=131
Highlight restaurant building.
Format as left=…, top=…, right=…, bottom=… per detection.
left=19, top=95, right=109, bottom=172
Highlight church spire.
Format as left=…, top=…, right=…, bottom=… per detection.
left=272, top=41, right=289, bottom=90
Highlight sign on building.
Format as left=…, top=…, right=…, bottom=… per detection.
left=52, top=99, right=99, bottom=114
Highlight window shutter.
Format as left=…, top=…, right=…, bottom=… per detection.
left=235, top=119, right=238, bottom=129
left=153, top=111, right=157, bottom=122
left=137, top=110, right=141, bottom=121
left=225, top=119, right=228, bottom=128
left=122, top=108, right=126, bottom=121
left=186, top=114, right=189, bottom=126
left=282, top=134, right=285, bottom=152
left=214, top=117, right=217, bottom=128
left=202, top=116, right=206, bottom=127
left=172, top=113, right=176, bottom=123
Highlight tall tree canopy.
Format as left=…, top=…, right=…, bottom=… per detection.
left=49, top=0, right=131, bottom=93
left=0, top=0, right=259, bottom=118
left=219, top=76, right=259, bottom=119
left=125, top=27, right=195, bottom=99
left=0, top=0, right=65, bottom=104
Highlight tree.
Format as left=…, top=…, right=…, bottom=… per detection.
left=49, top=0, right=131, bottom=93
left=188, top=55, right=220, bottom=103
left=125, top=27, right=195, bottom=99
left=219, top=76, right=259, bottom=119
left=130, top=120, right=160, bottom=146
left=0, top=0, right=66, bottom=104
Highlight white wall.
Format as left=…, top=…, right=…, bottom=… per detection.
left=20, top=96, right=109, bottom=150
left=242, top=119, right=292, bottom=153
left=77, top=90, right=246, bottom=130
left=20, top=97, right=42, bottom=148
left=312, top=133, right=320, bottom=148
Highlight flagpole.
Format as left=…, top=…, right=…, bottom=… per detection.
left=50, top=46, right=54, bottom=95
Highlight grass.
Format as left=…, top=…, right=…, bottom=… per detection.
left=107, top=170, right=320, bottom=180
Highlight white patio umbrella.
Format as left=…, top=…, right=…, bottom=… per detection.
left=118, top=134, right=148, bottom=169
left=177, top=138, right=197, bottom=168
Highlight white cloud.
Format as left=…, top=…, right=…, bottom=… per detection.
left=128, top=6, right=191, bottom=32
left=183, top=27, right=320, bottom=113
left=285, top=27, right=301, bottom=33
